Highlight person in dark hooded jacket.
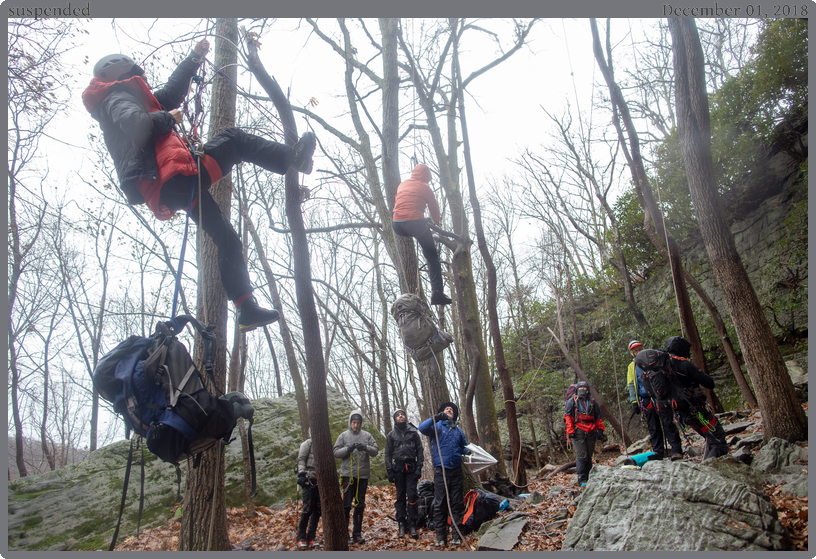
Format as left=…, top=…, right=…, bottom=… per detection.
left=296, top=431, right=321, bottom=549
left=392, top=164, right=451, bottom=305
left=82, top=40, right=316, bottom=332
left=384, top=409, right=424, bottom=539
left=663, top=336, right=729, bottom=459
left=565, top=381, right=605, bottom=487
left=417, top=402, right=470, bottom=548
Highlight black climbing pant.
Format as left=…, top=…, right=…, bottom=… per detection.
left=297, top=481, right=321, bottom=542
left=644, top=397, right=683, bottom=458
left=433, top=465, right=464, bottom=541
left=159, top=128, right=293, bottom=302
left=341, top=476, right=368, bottom=538
left=392, top=219, right=444, bottom=295
left=572, top=429, right=597, bottom=484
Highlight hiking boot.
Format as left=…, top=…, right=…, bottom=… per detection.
left=451, top=536, right=462, bottom=546
left=297, top=541, right=308, bottom=550
left=409, top=524, right=418, bottom=539
left=671, top=452, right=684, bottom=461
left=238, top=297, right=280, bottom=332
left=398, top=522, right=407, bottom=538
left=436, top=540, right=446, bottom=548
left=348, top=535, right=354, bottom=546
left=353, top=534, right=366, bottom=544
left=307, top=541, right=317, bottom=549
left=430, top=292, right=452, bottom=305
left=292, top=131, right=316, bottom=174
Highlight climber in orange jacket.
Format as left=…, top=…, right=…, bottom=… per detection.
left=392, top=164, right=451, bottom=305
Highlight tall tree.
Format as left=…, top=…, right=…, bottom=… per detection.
left=244, top=28, right=349, bottom=551
left=179, top=18, right=235, bottom=551
left=668, top=18, right=806, bottom=443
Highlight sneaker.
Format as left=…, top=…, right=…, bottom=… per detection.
left=238, top=296, right=280, bottom=332
left=671, top=452, right=684, bottom=461
left=353, top=534, right=366, bottom=544
left=292, top=131, right=316, bottom=174
left=430, top=292, right=452, bottom=305
left=436, top=540, right=446, bottom=548
left=307, top=541, right=317, bottom=549
left=297, top=541, right=308, bottom=550
left=348, top=535, right=354, bottom=546
left=451, top=536, right=462, bottom=546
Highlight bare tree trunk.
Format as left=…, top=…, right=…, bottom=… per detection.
left=453, top=23, right=524, bottom=487
left=244, top=28, right=348, bottom=551
left=669, top=18, right=806, bottom=442
left=590, top=18, right=722, bottom=412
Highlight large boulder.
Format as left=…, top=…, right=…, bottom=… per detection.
left=562, top=461, right=793, bottom=551
left=7, top=387, right=386, bottom=551
left=751, top=437, right=808, bottom=475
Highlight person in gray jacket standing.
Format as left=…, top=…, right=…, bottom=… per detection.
left=333, top=410, right=379, bottom=545
left=296, top=432, right=321, bottom=550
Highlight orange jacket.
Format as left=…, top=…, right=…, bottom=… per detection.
left=392, top=164, right=441, bottom=224
left=564, top=396, right=604, bottom=436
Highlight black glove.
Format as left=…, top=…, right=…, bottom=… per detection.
left=347, top=445, right=356, bottom=454
left=387, top=471, right=396, bottom=483
left=631, top=402, right=640, bottom=414
left=414, top=469, right=422, bottom=479
left=597, top=431, right=607, bottom=442
left=356, top=443, right=367, bottom=453
left=434, top=413, right=448, bottom=422
left=568, top=432, right=576, bottom=439
left=297, top=472, right=306, bottom=486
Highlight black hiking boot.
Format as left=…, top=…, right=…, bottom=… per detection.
left=409, top=523, right=418, bottom=539
left=671, top=452, right=684, bottom=461
left=398, top=522, right=407, bottom=538
left=238, top=297, right=280, bottom=332
left=353, top=534, right=366, bottom=545
left=451, top=535, right=462, bottom=546
left=292, top=131, right=316, bottom=174
left=430, top=292, right=452, bottom=305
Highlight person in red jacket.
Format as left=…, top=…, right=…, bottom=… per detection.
left=83, top=39, right=316, bottom=332
left=565, top=381, right=605, bottom=486
left=392, top=164, right=452, bottom=305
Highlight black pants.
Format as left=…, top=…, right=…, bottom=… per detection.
left=159, top=128, right=293, bottom=302
left=572, top=429, right=596, bottom=484
left=433, top=465, right=464, bottom=541
left=394, top=470, right=419, bottom=525
left=643, top=398, right=683, bottom=457
left=675, top=402, right=729, bottom=459
left=297, top=480, right=321, bottom=542
left=392, top=219, right=444, bottom=295
left=341, top=477, right=368, bottom=537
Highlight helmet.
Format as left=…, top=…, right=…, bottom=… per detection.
left=93, top=54, right=138, bottom=82
left=628, top=340, right=643, bottom=352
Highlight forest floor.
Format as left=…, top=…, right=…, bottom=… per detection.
left=117, top=404, right=807, bottom=552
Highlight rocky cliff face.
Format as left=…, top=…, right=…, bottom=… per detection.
left=7, top=387, right=386, bottom=551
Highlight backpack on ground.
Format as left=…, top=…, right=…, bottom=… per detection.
left=416, top=479, right=436, bottom=530
left=390, top=293, right=453, bottom=363
left=461, top=489, right=502, bottom=534
left=634, top=349, right=677, bottom=403
left=93, top=315, right=253, bottom=466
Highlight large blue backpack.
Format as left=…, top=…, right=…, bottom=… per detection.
left=93, top=315, right=254, bottom=466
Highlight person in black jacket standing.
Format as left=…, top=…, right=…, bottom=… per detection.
left=82, top=40, right=316, bottom=332
left=663, top=336, right=729, bottom=459
left=384, top=409, right=424, bottom=539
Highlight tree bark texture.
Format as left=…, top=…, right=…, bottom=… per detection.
left=244, top=28, right=348, bottom=551
left=669, top=18, right=806, bottom=442
left=180, top=18, right=237, bottom=552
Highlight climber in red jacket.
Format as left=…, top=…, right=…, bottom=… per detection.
left=83, top=39, right=316, bottom=332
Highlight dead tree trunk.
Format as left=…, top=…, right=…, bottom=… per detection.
left=244, top=29, right=348, bottom=551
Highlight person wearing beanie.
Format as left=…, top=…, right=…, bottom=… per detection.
left=417, top=402, right=470, bottom=547
left=384, top=409, right=424, bottom=539
left=565, top=381, right=605, bottom=487
left=626, top=340, right=683, bottom=461
left=333, top=411, right=378, bottom=545
left=392, top=164, right=452, bottom=305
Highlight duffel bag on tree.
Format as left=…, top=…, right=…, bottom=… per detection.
left=390, top=293, right=453, bottom=363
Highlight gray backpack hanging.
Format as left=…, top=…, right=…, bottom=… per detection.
left=390, top=293, right=453, bottom=362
